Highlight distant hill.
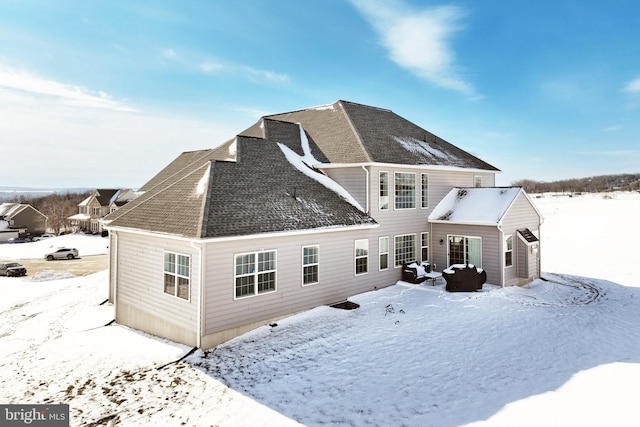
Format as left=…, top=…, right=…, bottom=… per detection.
left=0, top=187, right=94, bottom=202
left=512, top=173, right=640, bottom=194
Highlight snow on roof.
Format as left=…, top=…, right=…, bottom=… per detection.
left=278, top=124, right=365, bottom=212
left=392, top=135, right=460, bottom=164
left=428, top=187, right=522, bottom=225
left=78, top=195, right=92, bottom=206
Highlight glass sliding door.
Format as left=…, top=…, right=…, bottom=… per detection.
left=448, top=235, right=482, bottom=267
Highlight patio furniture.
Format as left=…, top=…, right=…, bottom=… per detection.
left=402, top=262, right=442, bottom=285
left=443, top=264, right=487, bottom=292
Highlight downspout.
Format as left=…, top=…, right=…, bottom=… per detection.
left=497, top=223, right=505, bottom=287
left=191, top=241, right=205, bottom=349
left=112, top=231, right=118, bottom=318
left=361, top=165, right=369, bottom=213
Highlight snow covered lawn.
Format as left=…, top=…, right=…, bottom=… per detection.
left=1, top=193, right=639, bottom=426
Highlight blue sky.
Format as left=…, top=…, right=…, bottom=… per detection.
left=1, top=0, right=639, bottom=189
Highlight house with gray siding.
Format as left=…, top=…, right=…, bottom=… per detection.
left=104, top=100, right=543, bottom=348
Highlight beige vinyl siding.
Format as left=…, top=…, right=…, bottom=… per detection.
left=500, top=193, right=542, bottom=286
left=200, top=228, right=382, bottom=346
left=430, top=223, right=501, bottom=285
left=113, top=231, right=201, bottom=346
left=323, top=167, right=368, bottom=211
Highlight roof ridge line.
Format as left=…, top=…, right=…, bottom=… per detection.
left=336, top=100, right=373, bottom=163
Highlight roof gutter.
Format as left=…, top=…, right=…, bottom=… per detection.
left=105, top=222, right=379, bottom=244
left=361, top=165, right=370, bottom=213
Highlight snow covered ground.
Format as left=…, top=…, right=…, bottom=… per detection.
left=1, top=192, right=639, bottom=426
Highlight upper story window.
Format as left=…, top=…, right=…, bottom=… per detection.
left=379, top=171, right=389, bottom=211
left=394, top=172, right=416, bottom=209
left=92, top=207, right=101, bottom=216
left=235, top=250, right=277, bottom=299
left=164, top=252, right=190, bottom=300
left=421, top=173, right=429, bottom=208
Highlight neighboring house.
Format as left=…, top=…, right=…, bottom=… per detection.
left=105, top=100, right=543, bottom=348
left=69, top=189, right=137, bottom=234
left=0, top=203, right=47, bottom=236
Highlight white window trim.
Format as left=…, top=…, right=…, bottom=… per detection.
left=234, top=250, right=278, bottom=300
left=394, top=233, right=417, bottom=268
left=505, top=235, right=513, bottom=268
left=163, top=251, right=191, bottom=301
left=394, top=172, right=417, bottom=210
left=379, top=236, right=389, bottom=271
left=421, top=232, right=429, bottom=263
left=379, top=171, right=389, bottom=211
left=421, top=173, right=429, bottom=209
left=355, top=239, right=369, bottom=276
left=302, top=245, right=319, bottom=286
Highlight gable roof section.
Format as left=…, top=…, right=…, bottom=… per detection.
left=428, top=187, right=523, bottom=225
left=267, top=100, right=500, bottom=171
left=107, top=119, right=377, bottom=239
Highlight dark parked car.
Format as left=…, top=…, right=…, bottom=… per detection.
left=8, top=237, right=28, bottom=244
left=45, top=247, right=79, bottom=261
left=0, top=262, right=27, bottom=277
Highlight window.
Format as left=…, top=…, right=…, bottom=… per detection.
left=302, top=245, right=319, bottom=285
left=355, top=239, right=368, bottom=275
left=164, top=252, right=190, bottom=300
left=395, top=234, right=416, bottom=267
left=379, top=171, right=389, bottom=211
left=379, top=237, right=389, bottom=271
left=421, top=232, right=429, bottom=262
left=505, top=235, right=513, bottom=267
left=448, top=236, right=482, bottom=267
left=394, top=172, right=416, bottom=209
left=421, top=173, right=429, bottom=208
left=235, top=250, right=277, bottom=298
left=92, top=207, right=101, bottom=216
left=474, top=176, right=483, bottom=188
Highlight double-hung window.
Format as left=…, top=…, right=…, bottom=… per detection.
left=505, top=235, right=513, bottom=267
left=421, top=232, right=429, bottom=262
left=379, top=171, right=389, bottom=210
left=302, top=245, right=319, bottom=285
left=355, top=239, right=368, bottom=275
left=235, top=250, right=277, bottom=298
left=421, top=173, right=429, bottom=208
left=164, top=252, right=190, bottom=300
left=394, top=234, right=416, bottom=267
left=379, top=237, right=389, bottom=270
left=394, top=172, right=416, bottom=209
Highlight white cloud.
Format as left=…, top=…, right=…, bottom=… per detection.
left=0, top=67, right=241, bottom=188
left=159, top=47, right=289, bottom=83
left=349, top=0, right=473, bottom=95
left=623, top=76, right=640, bottom=93
left=0, top=66, right=137, bottom=112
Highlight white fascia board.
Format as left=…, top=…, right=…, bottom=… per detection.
left=315, top=162, right=500, bottom=174
left=428, top=219, right=499, bottom=227
left=105, top=222, right=379, bottom=244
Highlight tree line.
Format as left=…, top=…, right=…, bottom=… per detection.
left=512, top=173, right=640, bottom=194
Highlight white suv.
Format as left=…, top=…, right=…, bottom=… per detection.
left=33, top=233, right=55, bottom=241
left=45, top=247, right=79, bottom=261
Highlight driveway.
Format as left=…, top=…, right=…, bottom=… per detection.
left=15, top=254, right=108, bottom=277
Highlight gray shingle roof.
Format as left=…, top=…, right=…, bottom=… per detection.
left=109, top=100, right=500, bottom=238
left=107, top=119, right=377, bottom=238
left=268, top=100, right=500, bottom=171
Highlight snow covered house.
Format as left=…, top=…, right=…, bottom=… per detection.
left=69, top=189, right=137, bottom=234
left=104, top=100, right=543, bottom=348
left=0, top=203, right=47, bottom=236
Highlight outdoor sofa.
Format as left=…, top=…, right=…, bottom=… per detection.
left=443, top=264, right=487, bottom=292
